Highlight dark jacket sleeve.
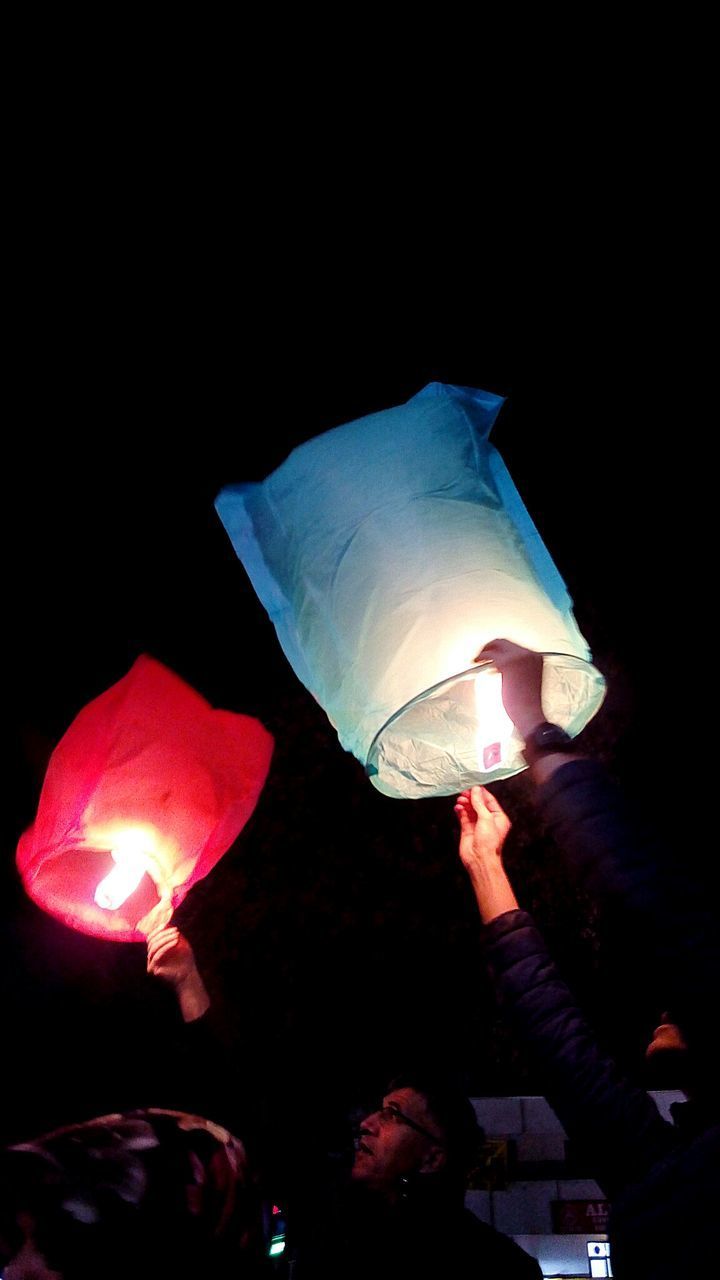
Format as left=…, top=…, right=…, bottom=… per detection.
left=157, top=999, right=247, bottom=1132
left=536, top=761, right=666, bottom=912
left=482, top=908, right=680, bottom=1198
left=535, top=760, right=720, bottom=1053
left=179, top=1004, right=278, bottom=1171
left=180, top=1007, right=318, bottom=1206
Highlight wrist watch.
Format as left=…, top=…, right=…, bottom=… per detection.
left=522, top=721, right=574, bottom=765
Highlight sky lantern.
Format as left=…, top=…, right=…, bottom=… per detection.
left=216, top=382, right=605, bottom=798
left=16, top=656, right=273, bottom=941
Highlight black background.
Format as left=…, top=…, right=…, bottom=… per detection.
left=3, top=112, right=714, bottom=1147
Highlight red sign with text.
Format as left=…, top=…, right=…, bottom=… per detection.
left=552, top=1200, right=609, bottom=1233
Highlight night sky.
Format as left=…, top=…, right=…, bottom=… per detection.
left=3, top=252, right=712, bottom=1150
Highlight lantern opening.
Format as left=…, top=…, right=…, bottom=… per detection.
left=365, top=652, right=605, bottom=798
left=27, top=845, right=162, bottom=938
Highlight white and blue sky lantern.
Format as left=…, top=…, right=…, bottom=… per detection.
left=216, top=383, right=605, bottom=799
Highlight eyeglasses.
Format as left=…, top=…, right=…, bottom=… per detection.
left=373, top=1101, right=444, bottom=1146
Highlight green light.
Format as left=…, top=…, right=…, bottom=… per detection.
left=269, top=1237, right=286, bottom=1257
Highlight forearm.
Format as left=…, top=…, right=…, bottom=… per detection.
left=467, top=861, right=519, bottom=923
left=477, top=642, right=587, bottom=785
left=175, top=971, right=211, bottom=1023
left=528, top=750, right=583, bottom=786
left=517, top=717, right=587, bottom=788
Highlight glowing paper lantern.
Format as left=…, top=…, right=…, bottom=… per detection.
left=216, top=382, right=604, bottom=798
left=16, top=656, right=273, bottom=940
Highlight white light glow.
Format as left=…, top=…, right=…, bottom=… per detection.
left=110, top=826, right=156, bottom=859
left=94, top=834, right=150, bottom=910
left=474, top=671, right=515, bottom=771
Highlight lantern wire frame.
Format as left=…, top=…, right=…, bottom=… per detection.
left=365, top=653, right=606, bottom=799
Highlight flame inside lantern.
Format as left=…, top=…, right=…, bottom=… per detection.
left=474, top=669, right=515, bottom=772
left=93, top=826, right=157, bottom=911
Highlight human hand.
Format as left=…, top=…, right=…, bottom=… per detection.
left=455, top=786, right=511, bottom=871
left=474, top=639, right=544, bottom=737
left=147, top=926, right=210, bottom=1022
left=454, top=786, right=518, bottom=922
left=147, top=926, right=199, bottom=988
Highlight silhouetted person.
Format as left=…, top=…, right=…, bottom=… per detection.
left=0, top=1107, right=269, bottom=1279
left=148, top=926, right=542, bottom=1278
left=454, top=638, right=720, bottom=1278
left=294, top=1070, right=541, bottom=1279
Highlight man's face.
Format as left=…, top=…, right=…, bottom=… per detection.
left=645, top=1013, right=687, bottom=1059
left=351, top=1087, right=446, bottom=1200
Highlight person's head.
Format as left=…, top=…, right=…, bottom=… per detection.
left=645, top=1011, right=687, bottom=1061
left=351, top=1072, right=483, bottom=1205
left=644, top=1009, right=693, bottom=1095
left=0, top=1110, right=265, bottom=1279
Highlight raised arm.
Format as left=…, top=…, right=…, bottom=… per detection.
left=475, top=639, right=720, bottom=1054
left=454, top=786, right=679, bottom=1195
left=474, top=638, right=581, bottom=785
left=146, top=925, right=211, bottom=1023
left=455, top=785, right=518, bottom=923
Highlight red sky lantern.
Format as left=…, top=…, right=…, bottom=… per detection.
left=16, top=656, right=274, bottom=942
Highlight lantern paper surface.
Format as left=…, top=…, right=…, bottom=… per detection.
left=16, top=656, right=273, bottom=941
left=216, top=382, right=604, bottom=798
